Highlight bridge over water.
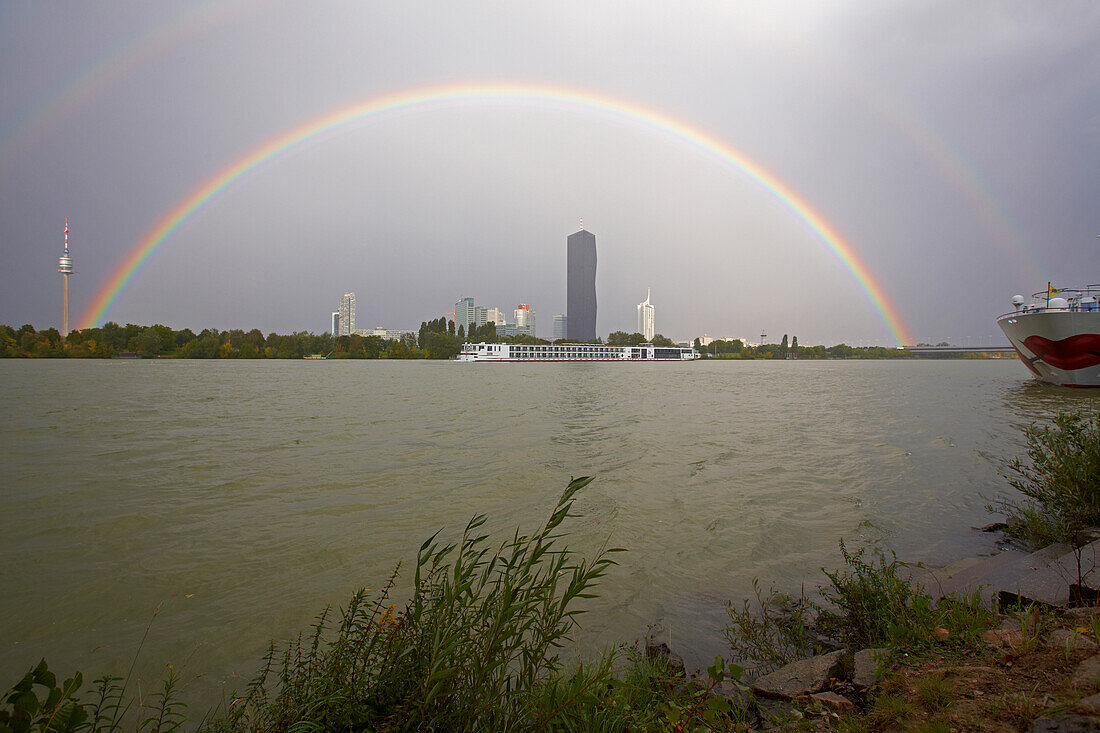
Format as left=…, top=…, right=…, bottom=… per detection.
left=903, top=345, right=1015, bottom=357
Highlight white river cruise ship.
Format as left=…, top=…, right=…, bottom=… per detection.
left=457, top=342, right=700, bottom=361
left=996, top=284, right=1100, bottom=387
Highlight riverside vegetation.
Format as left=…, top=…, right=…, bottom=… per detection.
left=0, top=323, right=1003, bottom=360
left=4, top=409, right=1098, bottom=731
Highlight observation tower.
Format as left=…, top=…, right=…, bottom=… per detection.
left=58, top=219, right=74, bottom=336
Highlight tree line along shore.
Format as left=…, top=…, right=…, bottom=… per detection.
left=1, top=322, right=1010, bottom=360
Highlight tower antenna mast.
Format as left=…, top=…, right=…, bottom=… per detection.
left=58, top=218, right=75, bottom=337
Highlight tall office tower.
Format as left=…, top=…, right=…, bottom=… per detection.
left=455, top=297, right=475, bottom=331
left=637, top=288, right=655, bottom=341
left=514, top=304, right=535, bottom=336
left=553, top=315, right=567, bottom=340
left=58, top=219, right=75, bottom=336
left=487, top=307, right=506, bottom=326
left=339, top=292, right=356, bottom=336
left=567, top=229, right=596, bottom=341
left=474, top=306, right=488, bottom=327
left=331, top=312, right=340, bottom=337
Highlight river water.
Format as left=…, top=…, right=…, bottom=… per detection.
left=0, top=359, right=1093, bottom=707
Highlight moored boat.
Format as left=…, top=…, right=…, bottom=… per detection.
left=457, top=342, right=699, bottom=361
left=996, top=284, right=1100, bottom=387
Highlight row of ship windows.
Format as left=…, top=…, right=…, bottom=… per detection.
left=511, top=353, right=622, bottom=358
left=513, top=347, right=620, bottom=351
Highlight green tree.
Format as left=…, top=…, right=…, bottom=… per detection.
left=607, top=331, right=647, bottom=346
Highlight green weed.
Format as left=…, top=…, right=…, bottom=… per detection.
left=866, top=694, right=915, bottom=730
left=988, top=409, right=1100, bottom=549
left=723, top=579, right=813, bottom=675
left=915, top=721, right=952, bottom=733
left=813, top=541, right=994, bottom=651
left=914, top=676, right=955, bottom=712
left=208, top=476, right=623, bottom=732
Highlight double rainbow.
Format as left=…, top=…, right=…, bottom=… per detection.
left=79, top=82, right=912, bottom=345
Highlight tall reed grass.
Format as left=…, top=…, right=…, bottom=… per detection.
left=208, top=475, right=622, bottom=731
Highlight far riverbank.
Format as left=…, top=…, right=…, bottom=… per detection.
left=2, top=322, right=1014, bottom=360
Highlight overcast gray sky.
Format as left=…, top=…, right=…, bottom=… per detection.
left=2, top=1, right=1098, bottom=345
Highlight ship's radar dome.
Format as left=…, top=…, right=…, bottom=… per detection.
left=1011, top=295, right=1025, bottom=308
left=1049, top=297, right=1069, bottom=309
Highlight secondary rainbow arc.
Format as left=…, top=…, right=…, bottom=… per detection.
left=79, top=82, right=912, bottom=345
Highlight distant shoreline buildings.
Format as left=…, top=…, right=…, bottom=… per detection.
left=331, top=291, right=414, bottom=340
left=454, top=296, right=536, bottom=337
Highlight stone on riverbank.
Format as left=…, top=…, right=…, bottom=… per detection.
left=1071, top=656, right=1100, bottom=690
left=1046, top=629, right=1099, bottom=653
left=644, top=640, right=685, bottom=676
left=983, top=616, right=1026, bottom=652
left=1065, top=606, right=1100, bottom=622
left=852, top=648, right=889, bottom=689
left=801, top=691, right=855, bottom=713
left=1075, top=693, right=1100, bottom=716
left=752, top=649, right=851, bottom=700
left=1030, top=714, right=1100, bottom=732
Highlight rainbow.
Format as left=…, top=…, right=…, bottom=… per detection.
left=0, top=1, right=257, bottom=173
left=79, top=82, right=912, bottom=345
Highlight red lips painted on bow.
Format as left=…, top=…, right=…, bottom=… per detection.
left=1022, top=334, right=1100, bottom=371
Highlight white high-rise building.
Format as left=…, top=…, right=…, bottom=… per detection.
left=637, top=288, right=655, bottom=341
left=487, top=307, right=507, bottom=326
left=339, top=292, right=356, bottom=336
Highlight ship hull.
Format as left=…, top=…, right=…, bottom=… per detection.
left=997, top=311, right=1100, bottom=387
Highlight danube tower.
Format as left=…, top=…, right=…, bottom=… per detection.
left=58, top=219, right=74, bottom=336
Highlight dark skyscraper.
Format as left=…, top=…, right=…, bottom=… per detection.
left=567, top=229, right=597, bottom=341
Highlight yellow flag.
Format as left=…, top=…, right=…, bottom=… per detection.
left=1048, top=284, right=1061, bottom=298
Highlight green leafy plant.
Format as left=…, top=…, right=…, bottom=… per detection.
left=814, top=542, right=994, bottom=651
left=723, top=580, right=814, bottom=675
left=659, top=656, right=750, bottom=732
left=0, top=660, right=87, bottom=733
left=1, top=659, right=186, bottom=733
left=816, top=541, right=937, bottom=649
left=988, top=409, right=1100, bottom=548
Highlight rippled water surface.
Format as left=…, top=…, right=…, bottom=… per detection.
left=1, top=359, right=1093, bottom=705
